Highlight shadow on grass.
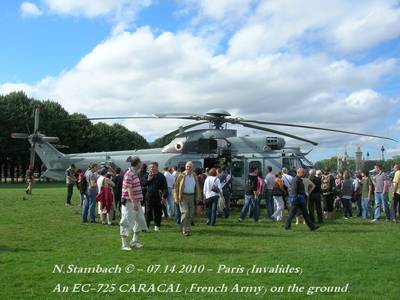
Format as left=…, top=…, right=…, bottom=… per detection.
left=196, top=228, right=290, bottom=238
left=145, top=244, right=265, bottom=254
left=221, top=222, right=275, bottom=228
left=0, top=245, right=35, bottom=253
left=0, top=183, right=65, bottom=189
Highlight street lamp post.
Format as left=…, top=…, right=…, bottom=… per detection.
left=381, top=145, right=385, bottom=162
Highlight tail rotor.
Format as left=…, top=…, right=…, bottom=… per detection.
left=11, top=107, right=59, bottom=168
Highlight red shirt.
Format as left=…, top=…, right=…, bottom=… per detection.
left=122, top=168, right=143, bottom=202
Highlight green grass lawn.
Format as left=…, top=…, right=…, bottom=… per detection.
left=1, top=183, right=399, bottom=300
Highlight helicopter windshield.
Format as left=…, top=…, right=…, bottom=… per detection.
left=282, top=156, right=313, bottom=170
left=282, top=157, right=298, bottom=169
left=299, top=157, right=314, bottom=169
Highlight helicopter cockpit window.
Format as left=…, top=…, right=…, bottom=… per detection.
left=282, top=157, right=298, bottom=169
left=162, top=137, right=186, bottom=153
left=232, top=161, right=244, bottom=177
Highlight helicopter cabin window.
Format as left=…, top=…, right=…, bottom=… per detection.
left=248, top=161, right=262, bottom=174
left=232, top=161, right=244, bottom=177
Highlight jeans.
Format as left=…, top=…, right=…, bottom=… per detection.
left=222, top=189, right=231, bottom=218
left=206, top=195, right=219, bottom=225
left=285, top=200, right=316, bottom=230
left=265, top=189, right=274, bottom=218
left=341, top=197, right=352, bottom=217
left=166, top=187, right=175, bottom=217
left=392, top=193, right=400, bottom=220
left=175, top=203, right=181, bottom=224
left=66, top=184, right=74, bottom=204
left=240, top=194, right=259, bottom=221
left=82, top=190, right=96, bottom=222
left=272, top=195, right=284, bottom=221
left=361, top=197, right=369, bottom=219
left=355, top=194, right=362, bottom=217
left=374, top=192, right=391, bottom=220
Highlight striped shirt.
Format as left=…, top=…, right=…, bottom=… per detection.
left=122, top=168, right=143, bottom=202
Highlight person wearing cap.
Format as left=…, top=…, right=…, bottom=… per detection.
left=120, top=156, right=148, bottom=251
left=65, top=164, right=76, bottom=206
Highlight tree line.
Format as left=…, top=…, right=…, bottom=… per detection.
left=314, top=156, right=399, bottom=173
left=1, top=92, right=151, bottom=181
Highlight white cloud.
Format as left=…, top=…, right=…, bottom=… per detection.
left=42, top=0, right=152, bottom=33
left=1, top=27, right=398, bottom=145
left=224, top=0, right=400, bottom=57
left=20, top=2, right=43, bottom=18
left=0, top=82, right=38, bottom=95
left=334, top=2, right=400, bottom=52
left=4, top=1, right=400, bottom=159
left=194, top=0, right=254, bottom=21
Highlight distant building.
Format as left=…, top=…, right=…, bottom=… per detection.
left=337, top=146, right=363, bottom=172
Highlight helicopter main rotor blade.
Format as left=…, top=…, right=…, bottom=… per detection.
left=237, top=121, right=319, bottom=146
left=83, top=116, right=157, bottom=121
left=153, top=115, right=206, bottom=121
left=11, top=133, right=29, bottom=139
left=165, top=121, right=210, bottom=137
left=239, top=119, right=398, bottom=142
left=153, top=113, right=206, bottom=118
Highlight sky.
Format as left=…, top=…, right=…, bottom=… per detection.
left=1, top=0, right=400, bottom=162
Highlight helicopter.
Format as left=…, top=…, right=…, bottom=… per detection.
left=11, top=108, right=396, bottom=198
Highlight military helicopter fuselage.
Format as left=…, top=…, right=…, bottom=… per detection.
left=15, top=108, right=393, bottom=199
left=33, top=127, right=312, bottom=199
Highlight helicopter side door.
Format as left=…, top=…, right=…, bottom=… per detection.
left=231, top=159, right=245, bottom=199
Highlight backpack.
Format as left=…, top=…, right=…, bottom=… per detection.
left=79, top=174, right=88, bottom=194
left=246, top=175, right=258, bottom=193
left=353, top=180, right=361, bottom=197
left=321, top=175, right=330, bottom=193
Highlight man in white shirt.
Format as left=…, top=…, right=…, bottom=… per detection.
left=264, top=165, right=275, bottom=218
left=281, top=167, right=293, bottom=209
left=163, top=167, right=176, bottom=217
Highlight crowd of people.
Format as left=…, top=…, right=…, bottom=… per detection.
left=60, top=158, right=400, bottom=251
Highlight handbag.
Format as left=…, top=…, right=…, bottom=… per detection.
left=211, top=178, right=220, bottom=193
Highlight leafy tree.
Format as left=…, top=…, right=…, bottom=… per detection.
left=1, top=91, right=149, bottom=179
